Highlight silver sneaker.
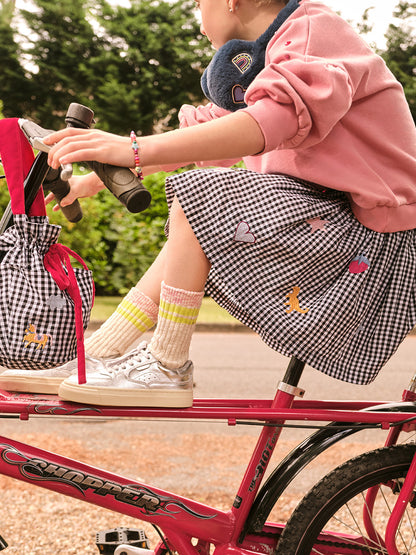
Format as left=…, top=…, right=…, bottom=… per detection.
left=0, top=354, right=114, bottom=395
left=58, top=342, right=194, bottom=408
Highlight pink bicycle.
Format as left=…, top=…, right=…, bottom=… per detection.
left=1, top=106, right=416, bottom=554
left=0, top=357, right=415, bottom=554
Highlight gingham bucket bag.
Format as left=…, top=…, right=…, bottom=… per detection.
left=0, top=118, right=94, bottom=380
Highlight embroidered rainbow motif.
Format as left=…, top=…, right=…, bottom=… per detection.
left=232, top=53, right=253, bottom=74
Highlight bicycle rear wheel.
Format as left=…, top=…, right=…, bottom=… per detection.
left=275, top=444, right=416, bottom=554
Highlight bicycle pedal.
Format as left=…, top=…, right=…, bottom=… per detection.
left=96, top=528, right=149, bottom=555
left=114, top=547, right=154, bottom=555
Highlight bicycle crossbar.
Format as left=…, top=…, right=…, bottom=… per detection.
left=0, top=392, right=415, bottom=427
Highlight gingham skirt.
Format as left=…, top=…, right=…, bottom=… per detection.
left=165, top=168, right=416, bottom=385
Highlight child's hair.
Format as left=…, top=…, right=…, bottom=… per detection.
left=254, top=0, right=290, bottom=7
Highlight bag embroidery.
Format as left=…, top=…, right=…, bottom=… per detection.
left=23, top=324, right=52, bottom=350
left=46, top=295, right=66, bottom=309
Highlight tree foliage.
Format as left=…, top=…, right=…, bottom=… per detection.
left=0, top=0, right=34, bottom=118
left=17, top=0, right=101, bottom=128
left=0, top=0, right=211, bottom=133
left=90, top=0, right=211, bottom=134
left=380, top=1, right=416, bottom=121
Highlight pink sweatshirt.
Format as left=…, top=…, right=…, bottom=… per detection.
left=178, top=0, right=416, bottom=233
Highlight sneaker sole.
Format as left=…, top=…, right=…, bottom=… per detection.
left=0, top=375, right=62, bottom=395
left=58, top=381, right=193, bottom=408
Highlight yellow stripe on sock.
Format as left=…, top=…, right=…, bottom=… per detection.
left=159, top=300, right=199, bottom=326
left=160, top=300, right=200, bottom=318
left=116, top=301, right=154, bottom=332
left=116, top=308, right=149, bottom=332
left=158, top=309, right=198, bottom=325
left=121, top=298, right=156, bottom=324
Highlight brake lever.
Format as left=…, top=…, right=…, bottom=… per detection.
left=17, top=119, right=82, bottom=222
left=18, top=119, right=73, bottom=181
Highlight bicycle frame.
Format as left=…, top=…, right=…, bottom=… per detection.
left=1, top=358, right=416, bottom=554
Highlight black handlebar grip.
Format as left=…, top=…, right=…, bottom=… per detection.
left=43, top=168, right=83, bottom=223
left=65, top=103, right=95, bottom=129
left=65, top=103, right=152, bottom=213
left=86, top=161, right=152, bottom=213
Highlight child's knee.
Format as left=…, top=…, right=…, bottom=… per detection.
left=170, top=196, right=189, bottom=229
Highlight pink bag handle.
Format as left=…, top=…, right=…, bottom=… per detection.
left=0, top=118, right=46, bottom=216
left=44, top=244, right=95, bottom=385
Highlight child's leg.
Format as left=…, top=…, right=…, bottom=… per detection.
left=84, top=244, right=168, bottom=358
left=148, top=197, right=209, bottom=367
left=163, top=196, right=211, bottom=292
left=85, top=196, right=210, bottom=360
left=58, top=197, right=210, bottom=406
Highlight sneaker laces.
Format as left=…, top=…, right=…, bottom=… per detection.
left=104, top=343, right=153, bottom=377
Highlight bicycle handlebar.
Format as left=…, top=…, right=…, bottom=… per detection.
left=19, top=118, right=83, bottom=223
left=19, top=103, right=152, bottom=223
left=84, top=160, right=152, bottom=212
left=65, top=103, right=152, bottom=215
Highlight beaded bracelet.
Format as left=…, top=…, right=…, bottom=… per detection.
left=130, top=131, right=144, bottom=182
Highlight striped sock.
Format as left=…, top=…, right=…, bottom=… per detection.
left=85, top=287, right=159, bottom=358
left=149, top=282, right=204, bottom=369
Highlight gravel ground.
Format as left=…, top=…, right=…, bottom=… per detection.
left=0, top=331, right=414, bottom=554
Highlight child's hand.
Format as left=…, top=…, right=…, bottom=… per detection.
left=43, top=128, right=134, bottom=169
left=45, top=173, right=105, bottom=212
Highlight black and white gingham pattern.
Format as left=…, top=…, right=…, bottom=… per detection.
left=166, top=168, right=416, bottom=385
left=0, top=215, right=94, bottom=370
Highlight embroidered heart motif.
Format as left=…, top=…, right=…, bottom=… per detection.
left=234, top=221, right=256, bottom=243
left=232, top=84, right=246, bottom=104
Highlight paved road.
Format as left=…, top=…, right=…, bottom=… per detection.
left=189, top=331, right=415, bottom=402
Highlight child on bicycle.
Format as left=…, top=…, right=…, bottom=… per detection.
left=2, top=0, right=415, bottom=407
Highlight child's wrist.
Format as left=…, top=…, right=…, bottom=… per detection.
left=130, top=131, right=144, bottom=181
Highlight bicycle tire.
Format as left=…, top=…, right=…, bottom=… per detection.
left=274, top=443, right=416, bottom=554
